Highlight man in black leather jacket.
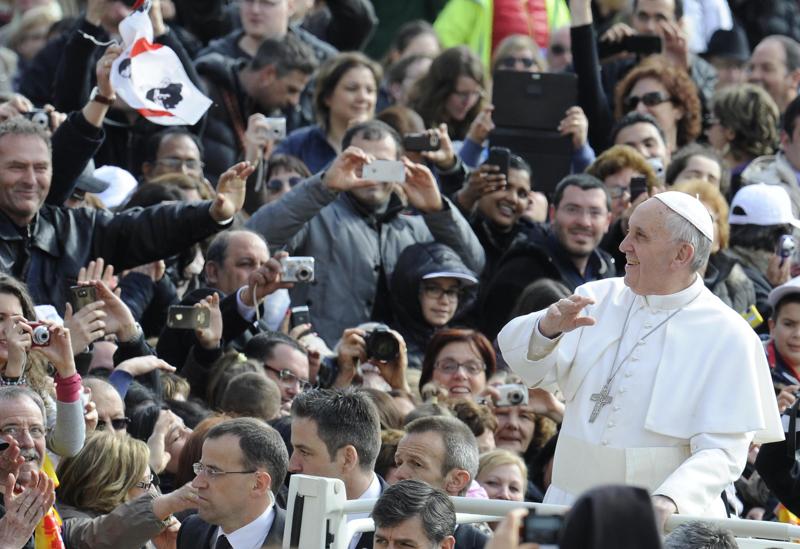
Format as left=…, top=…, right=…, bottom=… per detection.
left=0, top=117, right=252, bottom=314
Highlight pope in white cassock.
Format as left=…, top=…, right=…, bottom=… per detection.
left=498, top=191, right=784, bottom=524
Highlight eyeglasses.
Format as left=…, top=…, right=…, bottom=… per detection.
left=607, top=185, right=629, bottom=200
left=242, top=0, right=281, bottom=6
left=549, top=44, right=569, bottom=56
left=267, top=177, right=303, bottom=193
left=560, top=204, right=607, bottom=219
left=420, top=284, right=461, bottom=301
left=264, top=364, right=312, bottom=391
left=434, top=358, right=485, bottom=376
left=498, top=56, right=536, bottom=69
left=192, top=462, right=256, bottom=478
left=451, top=89, right=484, bottom=102
left=623, top=91, right=672, bottom=113
left=96, top=417, right=131, bottom=432
left=156, top=157, right=204, bottom=171
left=135, top=472, right=156, bottom=491
left=0, top=425, right=45, bottom=440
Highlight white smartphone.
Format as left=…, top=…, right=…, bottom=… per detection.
left=363, top=160, right=405, bottom=183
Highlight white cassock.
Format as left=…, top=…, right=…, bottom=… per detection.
left=498, top=275, right=784, bottom=517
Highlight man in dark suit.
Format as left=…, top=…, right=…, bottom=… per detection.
left=288, top=389, right=383, bottom=549
left=371, top=480, right=456, bottom=549
left=394, top=416, right=489, bottom=549
left=177, top=417, right=289, bottom=549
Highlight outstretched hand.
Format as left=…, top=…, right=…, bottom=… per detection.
left=538, top=295, right=596, bottom=339
left=211, top=162, right=255, bottom=222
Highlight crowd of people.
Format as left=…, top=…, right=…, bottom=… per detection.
left=0, top=0, right=797, bottom=547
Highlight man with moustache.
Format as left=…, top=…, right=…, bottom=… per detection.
left=247, top=120, right=484, bottom=346
left=0, top=386, right=195, bottom=547
left=480, top=174, right=616, bottom=339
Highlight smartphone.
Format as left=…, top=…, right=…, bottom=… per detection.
left=597, top=35, right=662, bottom=59
left=403, top=132, right=440, bottom=152
left=290, top=305, right=311, bottom=329
left=167, top=306, right=210, bottom=329
left=69, top=285, right=97, bottom=313
left=363, top=160, right=406, bottom=183
left=485, top=146, right=511, bottom=178
left=629, top=176, right=648, bottom=202
left=521, top=513, right=564, bottom=544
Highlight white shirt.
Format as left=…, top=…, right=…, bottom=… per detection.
left=498, top=276, right=783, bottom=516
left=347, top=473, right=382, bottom=549
left=214, top=503, right=275, bottom=549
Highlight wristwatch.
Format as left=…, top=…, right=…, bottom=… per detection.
left=90, top=86, right=115, bottom=106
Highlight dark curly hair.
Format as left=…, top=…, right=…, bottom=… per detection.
left=614, top=55, right=702, bottom=148
left=407, top=46, right=486, bottom=141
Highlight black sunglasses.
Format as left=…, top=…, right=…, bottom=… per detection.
left=550, top=44, right=568, bottom=56
left=267, top=177, right=303, bottom=192
left=499, top=56, right=536, bottom=69
left=623, top=91, right=672, bottom=113
left=97, top=417, right=131, bottom=431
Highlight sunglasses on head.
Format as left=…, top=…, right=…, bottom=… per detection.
left=266, top=177, right=303, bottom=192
left=623, top=91, right=672, bottom=113
left=499, top=56, right=536, bottom=69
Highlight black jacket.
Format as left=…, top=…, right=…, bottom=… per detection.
left=0, top=201, right=229, bottom=313
left=389, top=242, right=478, bottom=369
left=480, top=230, right=616, bottom=339
left=177, top=507, right=285, bottom=549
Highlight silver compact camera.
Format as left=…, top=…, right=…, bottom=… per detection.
left=281, top=257, right=315, bottom=283
left=495, top=384, right=529, bottom=407
left=263, top=117, right=286, bottom=140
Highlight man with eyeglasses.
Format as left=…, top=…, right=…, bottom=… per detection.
left=83, top=377, right=129, bottom=436
left=141, top=128, right=206, bottom=183
left=481, top=174, right=615, bottom=339
left=178, top=417, right=289, bottom=549
left=0, top=386, right=198, bottom=547
left=547, top=26, right=573, bottom=73
left=245, top=333, right=310, bottom=416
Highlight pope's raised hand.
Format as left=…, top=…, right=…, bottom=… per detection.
left=538, top=295, right=596, bottom=339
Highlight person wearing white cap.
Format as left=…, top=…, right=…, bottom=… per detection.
left=728, top=183, right=800, bottom=330
left=498, top=191, right=783, bottom=529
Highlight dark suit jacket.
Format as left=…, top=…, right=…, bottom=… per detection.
left=453, top=523, right=489, bottom=549
left=177, top=506, right=286, bottom=549
left=351, top=475, right=389, bottom=549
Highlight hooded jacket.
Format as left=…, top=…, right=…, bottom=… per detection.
left=389, top=242, right=478, bottom=369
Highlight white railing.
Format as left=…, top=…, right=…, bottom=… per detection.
left=281, top=475, right=800, bottom=548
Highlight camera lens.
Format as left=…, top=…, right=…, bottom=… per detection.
left=296, top=267, right=311, bottom=281
left=31, top=326, right=49, bottom=346
left=366, top=329, right=400, bottom=362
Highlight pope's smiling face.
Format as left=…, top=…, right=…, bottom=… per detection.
left=619, top=198, right=687, bottom=295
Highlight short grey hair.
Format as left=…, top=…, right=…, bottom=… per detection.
left=663, top=521, right=737, bottom=549
left=0, top=386, right=46, bottom=424
left=371, top=480, right=456, bottom=544
left=404, top=415, right=479, bottom=494
left=0, top=117, right=51, bottom=152
left=663, top=208, right=712, bottom=272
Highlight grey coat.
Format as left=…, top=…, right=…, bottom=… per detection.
left=246, top=174, right=485, bottom=345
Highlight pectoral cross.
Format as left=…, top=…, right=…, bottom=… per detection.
left=589, top=384, right=613, bottom=423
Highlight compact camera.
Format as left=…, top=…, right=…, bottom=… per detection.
left=281, top=257, right=315, bottom=283
left=363, top=160, right=405, bottom=183
left=364, top=325, right=400, bottom=362
left=24, top=109, right=49, bottom=130
left=495, top=383, right=529, bottom=407
left=403, top=132, right=440, bottom=152
left=262, top=117, right=286, bottom=140
left=521, top=513, right=564, bottom=544
left=777, top=234, right=796, bottom=260
left=27, top=321, right=50, bottom=347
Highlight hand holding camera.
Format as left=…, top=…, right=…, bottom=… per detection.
left=457, top=163, right=507, bottom=212
left=192, top=292, right=222, bottom=350
left=0, top=316, right=32, bottom=378
left=484, top=508, right=541, bottom=549
left=244, top=114, right=284, bottom=164
left=334, top=325, right=408, bottom=390
left=400, top=157, right=442, bottom=213
left=416, top=123, right=457, bottom=171
left=239, top=253, right=296, bottom=308
left=28, top=321, right=77, bottom=378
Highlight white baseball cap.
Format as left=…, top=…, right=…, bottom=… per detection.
left=769, top=276, right=800, bottom=308
left=729, top=183, right=800, bottom=228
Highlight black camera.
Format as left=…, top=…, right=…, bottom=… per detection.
left=403, top=132, right=440, bottom=152
left=521, top=513, right=564, bottom=544
left=364, top=325, right=400, bottom=362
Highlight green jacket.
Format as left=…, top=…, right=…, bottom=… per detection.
left=434, top=0, right=570, bottom=69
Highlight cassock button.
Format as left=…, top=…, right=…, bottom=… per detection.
left=643, top=324, right=652, bottom=329
left=624, top=371, right=633, bottom=378
left=601, top=440, right=609, bottom=446
left=612, top=405, right=620, bottom=411
left=636, top=340, right=645, bottom=346
left=619, top=387, right=626, bottom=393
left=607, top=421, right=615, bottom=428
left=630, top=356, right=639, bottom=362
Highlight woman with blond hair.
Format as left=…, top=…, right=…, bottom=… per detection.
left=477, top=449, right=528, bottom=503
